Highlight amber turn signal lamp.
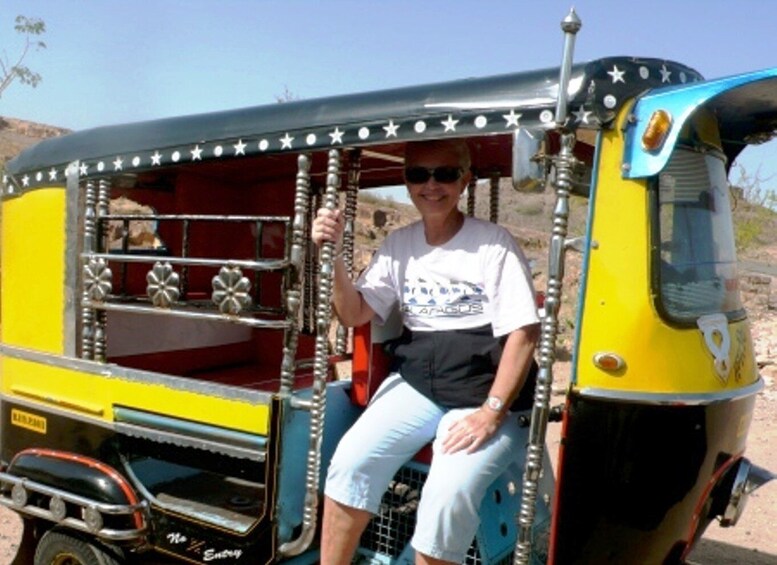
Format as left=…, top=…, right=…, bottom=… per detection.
left=593, top=352, right=626, bottom=372
left=641, top=109, right=673, bottom=152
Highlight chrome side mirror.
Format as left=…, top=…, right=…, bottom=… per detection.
left=512, top=128, right=547, bottom=192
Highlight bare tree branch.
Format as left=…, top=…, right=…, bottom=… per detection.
left=0, top=15, right=46, bottom=98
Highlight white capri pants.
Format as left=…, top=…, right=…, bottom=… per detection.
left=324, top=374, right=528, bottom=563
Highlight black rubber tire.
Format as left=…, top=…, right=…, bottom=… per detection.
left=34, top=529, right=124, bottom=565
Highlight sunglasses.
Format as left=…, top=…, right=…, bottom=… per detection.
left=404, top=166, right=463, bottom=184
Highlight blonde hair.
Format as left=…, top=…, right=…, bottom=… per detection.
left=404, top=139, right=471, bottom=170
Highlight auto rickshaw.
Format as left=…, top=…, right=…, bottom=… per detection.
left=0, top=10, right=773, bottom=565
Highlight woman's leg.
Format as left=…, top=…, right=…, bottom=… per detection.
left=411, top=408, right=528, bottom=563
left=322, top=374, right=444, bottom=564
left=320, top=497, right=373, bottom=564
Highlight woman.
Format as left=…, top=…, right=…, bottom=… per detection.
left=312, top=139, right=540, bottom=565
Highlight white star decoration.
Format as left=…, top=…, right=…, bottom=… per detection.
left=280, top=133, right=294, bottom=149
left=502, top=109, right=522, bottom=128
left=441, top=115, right=458, bottom=132
left=49, top=168, right=57, bottom=181
left=191, top=145, right=203, bottom=160
left=234, top=139, right=247, bottom=155
left=573, top=106, right=593, bottom=124
left=79, top=163, right=89, bottom=176
left=608, top=65, right=626, bottom=84
left=660, top=64, right=672, bottom=83
left=113, top=157, right=123, bottom=171
left=329, top=127, right=344, bottom=144
left=383, top=120, right=399, bottom=138
left=151, top=151, right=162, bottom=166
left=21, top=175, right=29, bottom=187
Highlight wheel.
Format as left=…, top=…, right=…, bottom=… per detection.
left=34, top=529, right=124, bottom=565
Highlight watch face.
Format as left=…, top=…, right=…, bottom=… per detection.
left=487, top=396, right=503, bottom=411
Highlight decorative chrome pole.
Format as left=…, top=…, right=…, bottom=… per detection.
left=466, top=175, right=477, bottom=217
left=335, top=149, right=360, bottom=356
left=279, top=153, right=312, bottom=395
left=304, top=190, right=322, bottom=333
left=81, top=179, right=97, bottom=360
left=514, top=8, right=581, bottom=565
left=489, top=173, right=500, bottom=224
left=180, top=219, right=191, bottom=300
left=280, top=149, right=341, bottom=557
left=93, top=179, right=110, bottom=362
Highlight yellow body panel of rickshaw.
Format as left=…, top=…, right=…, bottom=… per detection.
left=1, top=188, right=271, bottom=435
left=0, top=356, right=271, bottom=435
left=1, top=188, right=67, bottom=354
left=575, top=109, right=759, bottom=395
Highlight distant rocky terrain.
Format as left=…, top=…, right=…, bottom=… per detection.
left=0, top=115, right=69, bottom=169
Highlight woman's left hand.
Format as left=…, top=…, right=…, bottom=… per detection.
left=442, top=407, right=503, bottom=454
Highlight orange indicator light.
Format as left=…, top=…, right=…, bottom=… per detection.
left=593, top=352, right=626, bottom=372
left=641, top=109, right=673, bottom=152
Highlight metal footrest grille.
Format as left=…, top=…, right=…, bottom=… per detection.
left=359, top=464, right=510, bottom=564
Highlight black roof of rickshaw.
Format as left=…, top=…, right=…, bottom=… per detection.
left=5, top=56, right=703, bottom=192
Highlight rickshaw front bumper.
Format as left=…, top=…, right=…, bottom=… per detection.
left=721, top=458, right=775, bottom=527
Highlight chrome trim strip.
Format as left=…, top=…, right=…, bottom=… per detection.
left=0, top=344, right=274, bottom=404
left=113, top=421, right=266, bottom=462
left=85, top=251, right=289, bottom=271
left=82, top=299, right=291, bottom=329
left=578, top=379, right=764, bottom=405
left=114, top=406, right=267, bottom=455
left=103, top=213, right=291, bottom=222
left=63, top=161, right=82, bottom=357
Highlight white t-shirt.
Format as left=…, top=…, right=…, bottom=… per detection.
left=355, top=216, right=539, bottom=336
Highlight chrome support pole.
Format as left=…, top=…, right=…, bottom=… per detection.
left=466, top=175, right=477, bottom=217
left=81, top=180, right=97, bottom=360
left=335, top=149, right=360, bottom=356
left=181, top=219, right=191, bottom=300
left=554, top=8, right=582, bottom=128
left=280, top=149, right=341, bottom=557
left=304, top=190, right=322, bottom=333
left=93, top=179, right=110, bottom=362
left=514, top=8, right=581, bottom=565
left=279, top=153, right=312, bottom=396
left=489, top=174, right=500, bottom=224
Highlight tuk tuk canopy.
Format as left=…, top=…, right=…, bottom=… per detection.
left=4, top=56, right=702, bottom=196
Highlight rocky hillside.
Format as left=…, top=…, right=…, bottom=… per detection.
left=0, top=115, right=70, bottom=169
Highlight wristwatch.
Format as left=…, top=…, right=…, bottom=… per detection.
left=484, top=395, right=505, bottom=413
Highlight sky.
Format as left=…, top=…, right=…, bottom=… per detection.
left=1, top=0, right=776, bottom=197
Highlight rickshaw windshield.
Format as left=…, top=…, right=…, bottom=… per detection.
left=655, top=147, right=743, bottom=323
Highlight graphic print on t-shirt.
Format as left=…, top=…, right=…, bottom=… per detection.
left=402, top=277, right=486, bottom=318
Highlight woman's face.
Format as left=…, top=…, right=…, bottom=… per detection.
left=404, top=144, right=471, bottom=221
